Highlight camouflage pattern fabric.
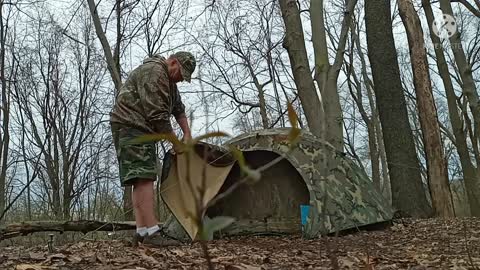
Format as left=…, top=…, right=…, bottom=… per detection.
left=110, top=54, right=187, bottom=134
left=111, top=123, right=157, bottom=186
left=173, top=51, right=196, bottom=82
left=224, top=128, right=394, bottom=238
left=161, top=210, right=191, bottom=242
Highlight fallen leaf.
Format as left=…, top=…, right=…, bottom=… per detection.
left=46, top=253, right=66, bottom=261
left=96, top=254, right=108, bottom=264
left=84, top=252, right=96, bottom=264
left=225, top=263, right=261, bottom=270
left=15, top=264, right=57, bottom=270
left=67, top=255, right=82, bottom=264
left=169, top=249, right=186, bottom=257
left=29, top=252, right=46, bottom=260
left=139, top=251, right=161, bottom=266
left=338, top=255, right=360, bottom=268
left=95, top=266, right=113, bottom=270
left=211, top=255, right=235, bottom=263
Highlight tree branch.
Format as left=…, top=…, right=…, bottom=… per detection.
left=86, top=0, right=122, bottom=92
left=0, top=220, right=141, bottom=241
left=452, top=0, right=480, bottom=17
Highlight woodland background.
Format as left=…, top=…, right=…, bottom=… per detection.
left=0, top=0, right=479, bottom=228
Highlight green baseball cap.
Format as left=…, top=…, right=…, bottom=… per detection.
left=173, top=51, right=196, bottom=82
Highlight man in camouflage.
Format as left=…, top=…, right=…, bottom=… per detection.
left=110, top=51, right=195, bottom=247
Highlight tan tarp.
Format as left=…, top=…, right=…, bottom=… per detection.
left=160, top=150, right=234, bottom=240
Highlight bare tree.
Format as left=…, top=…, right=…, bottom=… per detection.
left=423, top=0, right=480, bottom=216
left=189, top=0, right=297, bottom=133
left=279, top=0, right=325, bottom=142
left=10, top=10, right=110, bottom=220
left=87, top=0, right=122, bottom=92
left=398, top=0, right=454, bottom=217
left=364, top=0, right=432, bottom=217
left=279, top=0, right=357, bottom=151
left=451, top=0, right=480, bottom=17
left=344, top=26, right=381, bottom=191
left=87, top=0, right=133, bottom=220
left=0, top=0, right=10, bottom=222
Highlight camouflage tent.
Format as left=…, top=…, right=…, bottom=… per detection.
left=161, top=128, right=393, bottom=239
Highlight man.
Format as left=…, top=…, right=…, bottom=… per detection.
left=110, top=51, right=195, bottom=247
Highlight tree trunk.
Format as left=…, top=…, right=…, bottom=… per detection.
left=439, top=0, right=480, bottom=149
left=258, top=87, right=269, bottom=129
left=310, top=0, right=357, bottom=151
left=0, top=220, right=140, bottom=241
left=0, top=1, right=7, bottom=223
left=439, top=0, right=480, bottom=215
left=364, top=0, right=432, bottom=217
left=353, top=22, right=391, bottom=201
left=123, top=186, right=134, bottom=220
left=52, top=184, right=62, bottom=219
left=247, top=64, right=269, bottom=129
left=87, top=0, right=134, bottom=220
left=279, top=0, right=325, bottom=139
left=398, top=0, right=455, bottom=217
left=350, top=22, right=381, bottom=191
left=423, top=0, right=480, bottom=216
left=87, top=0, right=122, bottom=92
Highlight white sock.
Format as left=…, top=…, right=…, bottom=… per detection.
left=136, top=227, right=148, bottom=237
left=146, top=225, right=160, bottom=236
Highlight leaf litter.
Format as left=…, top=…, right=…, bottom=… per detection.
left=0, top=218, right=479, bottom=269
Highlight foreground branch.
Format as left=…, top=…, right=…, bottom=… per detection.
left=0, top=220, right=140, bottom=241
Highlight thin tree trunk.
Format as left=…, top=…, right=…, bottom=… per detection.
left=246, top=63, right=269, bottom=129
left=279, top=0, right=325, bottom=138
left=123, top=186, right=134, bottom=220
left=0, top=2, right=7, bottom=223
left=87, top=0, right=122, bottom=92
left=349, top=22, right=381, bottom=191
left=346, top=69, right=381, bottom=190
left=258, top=87, right=269, bottom=129
left=310, top=0, right=357, bottom=150
left=398, top=0, right=455, bottom=217
left=353, top=22, right=391, bottom=201
left=439, top=0, right=480, bottom=150
left=423, top=0, right=480, bottom=216
left=87, top=0, right=134, bottom=220
left=364, top=0, right=432, bottom=217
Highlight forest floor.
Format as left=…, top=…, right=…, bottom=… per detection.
left=0, top=218, right=479, bottom=270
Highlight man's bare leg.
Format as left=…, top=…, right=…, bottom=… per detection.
left=132, top=179, right=158, bottom=231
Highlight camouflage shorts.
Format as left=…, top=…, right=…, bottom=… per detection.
left=111, top=123, right=157, bottom=186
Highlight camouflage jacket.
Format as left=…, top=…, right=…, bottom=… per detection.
left=110, top=55, right=185, bottom=134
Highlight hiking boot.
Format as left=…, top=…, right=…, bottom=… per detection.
left=132, top=233, right=145, bottom=247
left=142, top=230, right=183, bottom=247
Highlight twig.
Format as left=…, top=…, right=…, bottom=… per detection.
left=200, top=240, right=214, bottom=270
left=0, top=128, right=52, bottom=221
left=198, top=145, right=214, bottom=270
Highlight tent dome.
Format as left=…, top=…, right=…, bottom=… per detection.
left=215, top=128, right=394, bottom=237
left=161, top=128, right=394, bottom=240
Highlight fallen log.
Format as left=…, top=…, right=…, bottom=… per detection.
left=0, top=220, right=139, bottom=241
